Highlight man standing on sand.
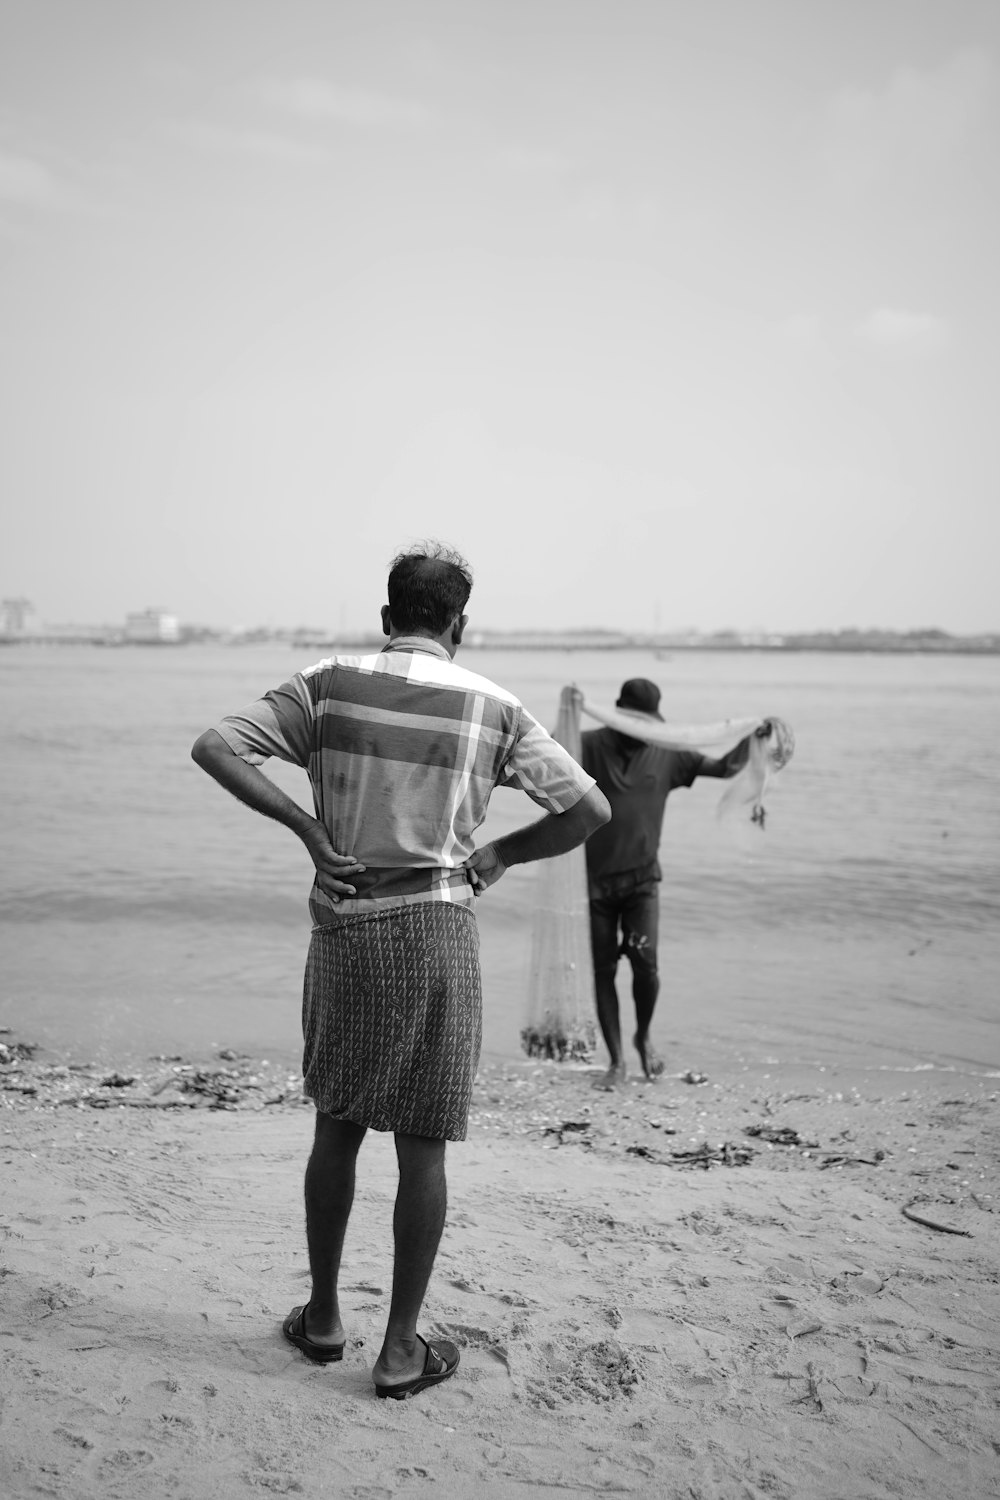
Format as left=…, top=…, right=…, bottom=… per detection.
left=191, top=543, right=609, bottom=1399
left=580, top=678, right=768, bottom=1090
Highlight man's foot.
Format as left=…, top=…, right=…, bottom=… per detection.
left=633, top=1034, right=665, bottom=1081
left=282, top=1304, right=346, bottom=1363
left=594, top=1062, right=627, bottom=1091
left=373, top=1335, right=460, bottom=1399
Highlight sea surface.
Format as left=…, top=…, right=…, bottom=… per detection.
left=2, top=644, right=998, bottom=1078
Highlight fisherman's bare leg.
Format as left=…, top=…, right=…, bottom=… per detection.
left=303, top=1112, right=367, bottom=1346
left=373, top=1132, right=448, bottom=1388
left=589, top=895, right=627, bottom=1087
left=623, top=887, right=664, bottom=1080
left=631, top=967, right=664, bottom=1078
left=594, top=968, right=628, bottom=1087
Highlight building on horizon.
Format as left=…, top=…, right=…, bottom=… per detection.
left=1, top=597, right=38, bottom=636
left=124, top=608, right=180, bottom=643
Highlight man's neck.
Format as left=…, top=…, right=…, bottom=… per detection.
left=381, top=605, right=464, bottom=659
left=386, top=630, right=456, bottom=659
left=612, top=731, right=645, bottom=755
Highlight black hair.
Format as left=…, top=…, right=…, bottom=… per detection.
left=386, top=541, right=473, bottom=635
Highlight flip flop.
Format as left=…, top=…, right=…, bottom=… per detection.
left=282, top=1304, right=345, bottom=1363
left=374, top=1336, right=460, bottom=1400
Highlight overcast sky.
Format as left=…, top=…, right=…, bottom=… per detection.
left=2, top=0, right=998, bottom=634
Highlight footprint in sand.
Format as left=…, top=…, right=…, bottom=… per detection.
left=54, top=1427, right=93, bottom=1451
left=439, top=1320, right=512, bottom=1373
left=97, top=1447, right=154, bottom=1478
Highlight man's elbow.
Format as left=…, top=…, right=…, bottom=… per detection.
left=191, top=729, right=225, bottom=769
left=581, top=787, right=612, bottom=834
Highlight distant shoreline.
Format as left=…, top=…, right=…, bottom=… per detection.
left=3, top=631, right=999, bottom=655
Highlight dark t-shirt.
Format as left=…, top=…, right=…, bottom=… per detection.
left=580, top=727, right=707, bottom=882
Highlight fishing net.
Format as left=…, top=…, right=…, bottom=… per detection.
left=520, top=686, right=597, bottom=1063
left=578, top=698, right=795, bottom=830
left=716, top=717, right=795, bottom=830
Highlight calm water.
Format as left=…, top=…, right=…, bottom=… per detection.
left=2, top=644, right=998, bottom=1075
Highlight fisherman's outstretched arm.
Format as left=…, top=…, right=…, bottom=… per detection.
left=464, top=786, right=610, bottom=894
left=697, top=719, right=775, bottom=780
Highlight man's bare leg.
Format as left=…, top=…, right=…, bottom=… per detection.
left=633, top=1032, right=665, bottom=1079
left=302, top=1112, right=367, bottom=1347
left=373, top=1132, right=448, bottom=1389
left=590, top=903, right=627, bottom=1088
left=632, top=966, right=664, bottom=1080
left=593, top=964, right=628, bottom=1088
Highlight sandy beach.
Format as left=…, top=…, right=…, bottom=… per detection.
left=2, top=1040, right=997, bottom=1500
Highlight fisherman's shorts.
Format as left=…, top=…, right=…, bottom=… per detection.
left=589, top=871, right=660, bottom=979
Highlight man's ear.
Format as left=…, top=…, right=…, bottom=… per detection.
left=451, top=613, right=467, bottom=647
left=381, top=604, right=391, bottom=637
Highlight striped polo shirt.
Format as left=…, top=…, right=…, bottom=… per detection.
left=214, top=636, right=595, bottom=921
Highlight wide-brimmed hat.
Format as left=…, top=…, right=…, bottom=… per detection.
left=616, top=678, right=663, bottom=720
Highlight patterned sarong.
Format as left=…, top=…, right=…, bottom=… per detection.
left=301, top=901, right=482, bottom=1141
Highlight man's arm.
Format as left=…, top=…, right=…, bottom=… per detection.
left=463, top=785, right=611, bottom=895
left=191, top=729, right=365, bottom=902
left=697, top=720, right=774, bottom=780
